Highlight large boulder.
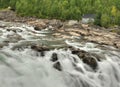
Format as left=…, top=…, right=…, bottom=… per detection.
left=69, top=46, right=101, bottom=70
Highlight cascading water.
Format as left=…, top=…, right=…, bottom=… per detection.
left=0, top=21, right=120, bottom=87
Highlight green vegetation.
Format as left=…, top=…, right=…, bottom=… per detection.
left=0, top=0, right=120, bottom=27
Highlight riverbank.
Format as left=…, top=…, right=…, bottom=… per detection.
left=0, top=9, right=120, bottom=49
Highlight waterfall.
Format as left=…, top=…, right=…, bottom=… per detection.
left=0, top=21, right=120, bottom=87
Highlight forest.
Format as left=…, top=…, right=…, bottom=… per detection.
left=0, top=0, right=120, bottom=27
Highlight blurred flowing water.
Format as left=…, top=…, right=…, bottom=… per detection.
left=0, top=21, right=120, bottom=87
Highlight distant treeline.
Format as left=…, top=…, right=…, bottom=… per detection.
left=0, top=0, right=120, bottom=27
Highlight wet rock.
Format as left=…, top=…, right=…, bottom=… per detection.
left=79, top=54, right=98, bottom=70
left=48, top=20, right=63, bottom=29
left=34, top=26, right=42, bottom=31
left=34, top=26, right=39, bottom=30
left=82, top=56, right=98, bottom=70
left=53, top=62, right=62, bottom=71
left=31, top=45, right=50, bottom=52
left=69, top=47, right=99, bottom=70
left=50, top=53, right=58, bottom=62
left=6, top=28, right=23, bottom=33
left=40, top=51, right=45, bottom=57
left=31, top=21, right=47, bottom=31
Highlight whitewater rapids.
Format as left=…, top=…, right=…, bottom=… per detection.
left=0, top=21, right=120, bottom=87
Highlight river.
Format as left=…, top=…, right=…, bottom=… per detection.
left=0, top=21, right=120, bottom=87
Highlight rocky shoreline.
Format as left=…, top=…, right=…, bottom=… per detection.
left=0, top=10, right=120, bottom=49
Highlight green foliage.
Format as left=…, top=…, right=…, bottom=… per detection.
left=94, top=13, right=101, bottom=26
left=101, top=14, right=111, bottom=28
left=0, top=0, right=120, bottom=27
left=0, top=0, right=10, bottom=8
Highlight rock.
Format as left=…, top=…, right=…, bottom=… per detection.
left=64, top=20, right=81, bottom=28
left=34, top=26, right=41, bottom=31
left=67, top=20, right=78, bottom=26
left=48, top=20, right=63, bottom=29
left=82, top=56, right=98, bottom=70
left=51, top=53, right=58, bottom=62
left=6, top=28, right=23, bottom=33
left=69, top=32, right=80, bottom=36
left=53, top=62, right=62, bottom=71
left=40, top=51, right=45, bottom=57
left=34, top=25, right=46, bottom=31
left=69, top=46, right=99, bottom=70
left=27, top=20, right=47, bottom=30
left=31, top=45, right=50, bottom=52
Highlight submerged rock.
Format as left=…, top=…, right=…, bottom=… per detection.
left=53, top=62, right=62, bottom=71
left=34, top=25, right=46, bottom=31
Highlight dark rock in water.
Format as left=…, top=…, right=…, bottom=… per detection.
left=6, top=28, right=23, bottom=33
left=71, top=49, right=81, bottom=54
left=34, top=25, right=47, bottom=31
left=53, top=62, right=62, bottom=71
left=31, top=45, right=50, bottom=53
left=69, top=46, right=99, bottom=70
left=50, top=53, right=58, bottom=62
left=72, top=57, right=78, bottom=63
left=82, top=57, right=98, bottom=70
left=34, top=26, right=41, bottom=31
left=48, top=20, right=63, bottom=29
left=40, top=51, right=45, bottom=57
